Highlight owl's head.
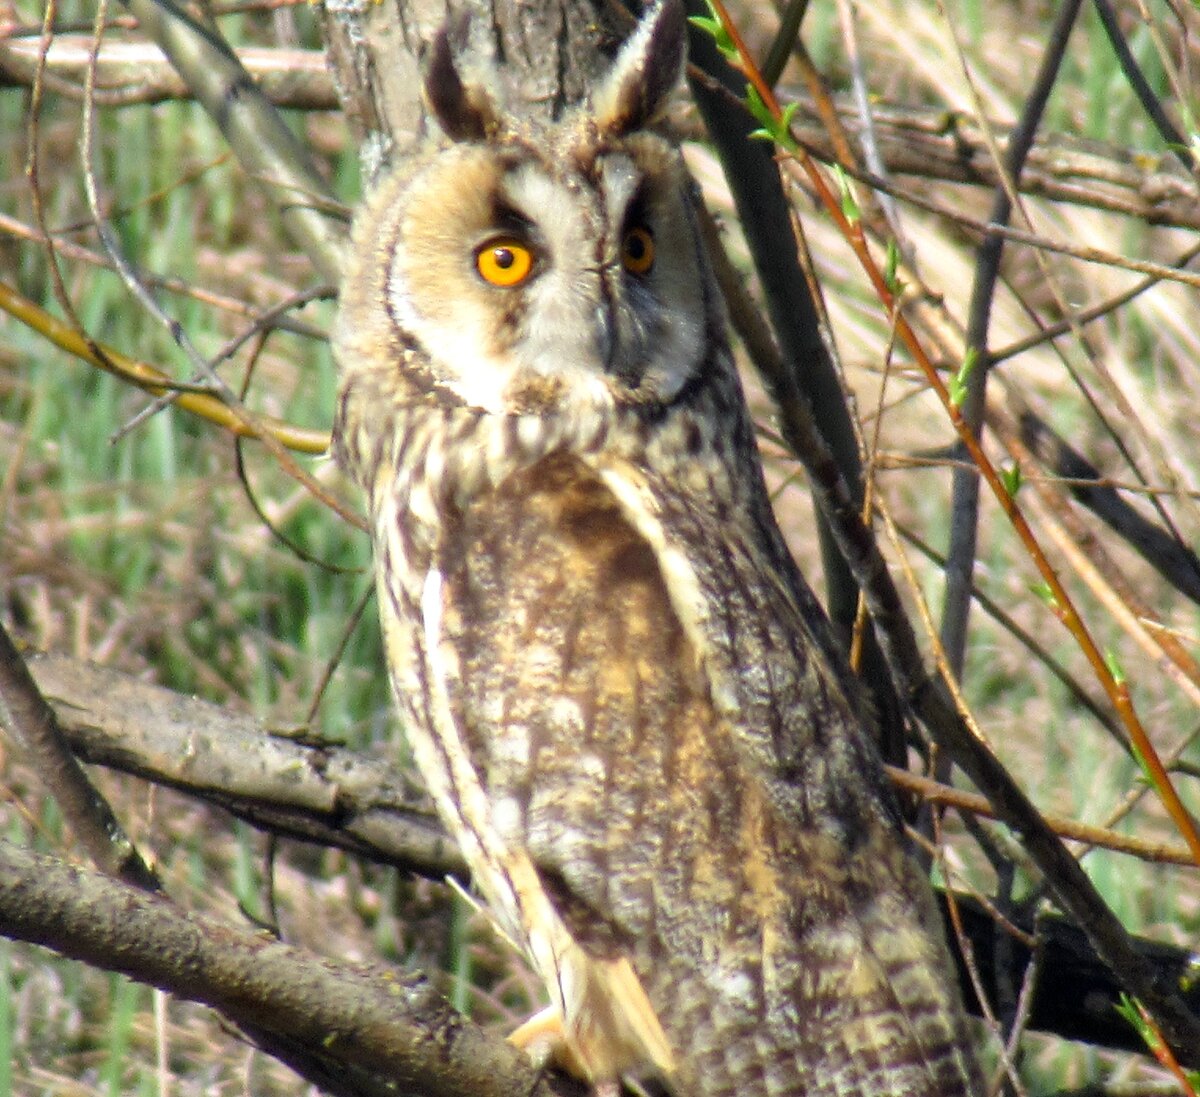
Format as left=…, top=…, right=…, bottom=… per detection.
left=339, top=0, right=717, bottom=418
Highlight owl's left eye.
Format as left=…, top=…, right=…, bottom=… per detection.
left=621, top=226, right=655, bottom=275
left=476, top=237, right=535, bottom=287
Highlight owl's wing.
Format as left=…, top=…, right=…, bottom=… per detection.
left=593, top=452, right=983, bottom=1096
left=425, top=451, right=977, bottom=1096
left=590, top=452, right=982, bottom=1094
left=594, top=450, right=896, bottom=821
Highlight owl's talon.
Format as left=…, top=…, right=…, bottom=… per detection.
left=509, top=1006, right=590, bottom=1080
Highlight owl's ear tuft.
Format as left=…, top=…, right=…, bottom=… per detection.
left=593, top=0, right=686, bottom=136
left=424, top=19, right=503, bottom=142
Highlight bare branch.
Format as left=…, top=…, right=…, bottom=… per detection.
left=20, top=650, right=1200, bottom=1068
left=0, top=36, right=337, bottom=107
left=6, top=39, right=1198, bottom=227
left=27, top=652, right=464, bottom=880
left=0, top=623, right=158, bottom=889
left=0, top=839, right=585, bottom=1097
left=111, top=0, right=344, bottom=282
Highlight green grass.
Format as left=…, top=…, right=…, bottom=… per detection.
left=0, top=942, right=12, bottom=1097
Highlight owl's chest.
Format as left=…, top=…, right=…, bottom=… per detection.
left=375, top=450, right=715, bottom=801
left=435, top=454, right=699, bottom=723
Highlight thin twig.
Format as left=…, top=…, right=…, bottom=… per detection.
left=940, top=0, right=1083, bottom=677
left=786, top=147, right=1200, bottom=290
left=0, top=211, right=328, bottom=339
left=887, top=767, right=1196, bottom=867
left=991, top=238, right=1200, bottom=362
left=833, top=0, right=905, bottom=243
left=703, top=0, right=1200, bottom=1055
left=114, top=284, right=334, bottom=440
left=895, top=523, right=1123, bottom=745
left=0, top=281, right=363, bottom=531
left=1092, top=0, right=1191, bottom=165
left=760, top=0, right=808, bottom=89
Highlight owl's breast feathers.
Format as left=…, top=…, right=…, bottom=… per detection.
left=343, top=371, right=980, bottom=1094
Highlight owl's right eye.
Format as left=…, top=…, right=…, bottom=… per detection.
left=475, top=237, right=535, bottom=287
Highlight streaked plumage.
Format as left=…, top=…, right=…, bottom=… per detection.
left=333, top=3, right=983, bottom=1093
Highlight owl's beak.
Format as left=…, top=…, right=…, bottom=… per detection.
left=594, top=302, right=645, bottom=390
left=594, top=303, right=616, bottom=370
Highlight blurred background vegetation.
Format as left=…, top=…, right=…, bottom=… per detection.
left=1, top=0, right=1199, bottom=1092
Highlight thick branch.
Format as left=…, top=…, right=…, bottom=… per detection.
left=111, top=0, right=344, bottom=282
left=0, top=625, right=158, bottom=889
left=22, top=649, right=1200, bottom=1065
left=318, top=0, right=622, bottom=174
left=790, top=103, right=1200, bottom=230
left=0, top=37, right=336, bottom=107
left=28, top=652, right=464, bottom=880
left=996, top=401, right=1200, bottom=605
left=0, top=839, right=583, bottom=1097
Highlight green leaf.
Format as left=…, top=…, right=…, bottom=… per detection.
left=1115, top=993, right=1177, bottom=1062
left=948, top=346, right=978, bottom=409
left=1029, top=579, right=1059, bottom=611
left=999, top=462, right=1023, bottom=497
left=687, top=0, right=737, bottom=59
left=1128, top=738, right=1158, bottom=792
left=745, top=85, right=774, bottom=129
left=745, top=88, right=799, bottom=150
left=1104, top=647, right=1126, bottom=685
left=1115, top=994, right=1155, bottom=1048
left=833, top=164, right=860, bottom=224
left=775, top=101, right=799, bottom=151
left=883, top=238, right=904, bottom=295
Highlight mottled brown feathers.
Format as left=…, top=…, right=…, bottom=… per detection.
left=333, top=1, right=983, bottom=1093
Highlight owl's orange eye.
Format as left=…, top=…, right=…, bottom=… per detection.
left=476, top=238, right=534, bottom=287
left=621, top=226, right=655, bottom=275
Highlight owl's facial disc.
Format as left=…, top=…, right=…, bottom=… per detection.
left=387, top=141, right=708, bottom=416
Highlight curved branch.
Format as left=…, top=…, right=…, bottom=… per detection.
left=0, top=281, right=330, bottom=454
left=112, top=0, right=345, bottom=282
left=28, top=652, right=464, bottom=880
left=0, top=839, right=584, bottom=1097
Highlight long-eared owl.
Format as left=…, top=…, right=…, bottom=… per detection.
left=333, top=2, right=982, bottom=1093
